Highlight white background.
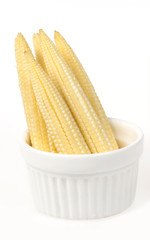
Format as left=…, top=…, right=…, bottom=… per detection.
left=0, top=0, right=150, bottom=239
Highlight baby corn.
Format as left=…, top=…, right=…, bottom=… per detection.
left=38, top=29, right=112, bottom=153
left=33, top=33, right=63, bottom=96
left=15, top=33, right=52, bottom=152
left=24, top=52, right=90, bottom=154
left=54, top=31, right=118, bottom=150
left=15, top=30, right=118, bottom=154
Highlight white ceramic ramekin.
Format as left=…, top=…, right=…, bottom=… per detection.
left=21, top=118, right=144, bottom=219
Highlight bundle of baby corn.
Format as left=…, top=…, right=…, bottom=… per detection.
left=15, top=29, right=118, bottom=154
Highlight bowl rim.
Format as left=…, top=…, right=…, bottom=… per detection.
left=22, top=117, right=144, bottom=159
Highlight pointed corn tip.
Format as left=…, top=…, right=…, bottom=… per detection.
left=15, top=33, right=26, bottom=49
left=54, top=30, right=59, bottom=35
left=54, top=30, right=60, bottom=39
left=33, top=33, right=40, bottom=40
left=17, top=32, right=23, bottom=37
left=39, top=29, right=50, bottom=40
left=16, top=32, right=25, bottom=40
left=39, top=29, right=55, bottom=45
left=15, top=33, right=22, bottom=44
left=39, top=29, right=47, bottom=39
left=54, top=31, right=65, bottom=43
left=39, top=29, right=44, bottom=35
left=33, top=33, right=38, bottom=38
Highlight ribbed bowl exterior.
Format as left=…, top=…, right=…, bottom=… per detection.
left=27, top=160, right=139, bottom=219
left=22, top=119, right=143, bottom=219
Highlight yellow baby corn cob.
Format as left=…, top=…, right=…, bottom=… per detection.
left=15, top=33, right=54, bottom=152
left=33, top=33, right=63, bottom=96
left=24, top=51, right=90, bottom=154
left=54, top=31, right=118, bottom=150
left=38, top=29, right=112, bottom=153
